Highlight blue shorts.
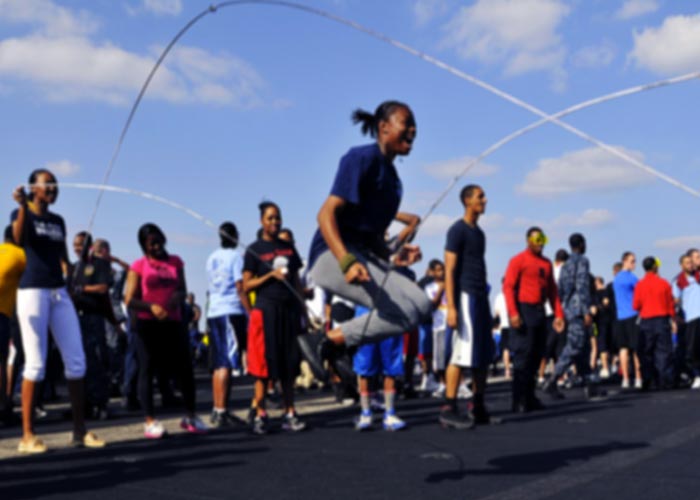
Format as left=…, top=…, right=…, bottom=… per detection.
left=418, top=322, right=433, bottom=357
left=353, top=336, right=404, bottom=377
left=352, top=305, right=404, bottom=377
left=207, top=315, right=235, bottom=370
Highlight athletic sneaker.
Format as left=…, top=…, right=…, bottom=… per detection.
left=419, top=373, right=440, bottom=393
left=144, top=420, right=166, bottom=439
left=457, top=382, right=473, bottom=400
left=621, top=379, right=630, bottom=389
left=354, top=411, right=373, bottom=431
left=438, top=406, right=474, bottom=430
left=431, top=383, right=446, bottom=399
left=599, top=368, right=611, bottom=379
left=281, top=413, right=306, bottom=433
left=634, top=378, right=643, bottom=390
left=542, top=377, right=565, bottom=400
left=691, top=377, right=700, bottom=390
left=180, top=416, right=208, bottom=434
left=468, top=402, right=496, bottom=425
left=251, top=415, right=268, bottom=435
left=210, top=410, right=234, bottom=428
left=383, top=413, right=407, bottom=431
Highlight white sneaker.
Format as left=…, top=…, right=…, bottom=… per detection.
left=423, top=374, right=440, bottom=393
left=600, top=368, right=610, bottom=379
left=634, top=378, right=643, bottom=390
left=383, top=413, right=407, bottom=431
left=457, top=383, right=473, bottom=400
left=431, top=383, right=446, bottom=398
left=692, top=377, right=700, bottom=390
left=144, top=420, right=166, bottom=439
left=355, top=412, right=373, bottom=431
left=621, top=379, right=630, bottom=389
left=418, top=374, right=428, bottom=392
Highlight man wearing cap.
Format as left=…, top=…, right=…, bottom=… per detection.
left=633, top=256, right=676, bottom=390
left=503, top=227, right=564, bottom=412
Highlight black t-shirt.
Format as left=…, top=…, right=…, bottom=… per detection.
left=445, top=219, right=487, bottom=295
left=68, top=257, right=113, bottom=315
left=244, top=238, right=302, bottom=304
left=11, top=209, right=66, bottom=289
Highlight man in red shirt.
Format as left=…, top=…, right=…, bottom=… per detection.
left=633, top=256, right=676, bottom=390
left=504, top=227, right=565, bottom=412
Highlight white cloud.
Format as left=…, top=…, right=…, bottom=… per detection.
left=0, top=0, right=98, bottom=36
left=414, top=0, right=450, bottom=26
left=424, top=156, right=500, bottom=179
left=572, top=42, right=616, bottom=68
left=46, top=159, right=80, bottom=177
left=517, top=146, right=653, bottom=196
left=440, top=0, right=570, bottom=90
left=552, top=209, right=614, bottom=227
left=654, top=235, right=700, bottom=250
left=144, top=0, right=183, bottom=16
left=629, top=14, right=700, bottom=76
left=0, top=1, right=267, bottom=106
left=615, top=0, right=659, bottom=20
left=512, top=209, right=614, bottom=232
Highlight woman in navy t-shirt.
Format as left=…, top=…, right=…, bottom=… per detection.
left=308, top=101, right=431, bottom=351
left=11, top=169, right=105, bottom=453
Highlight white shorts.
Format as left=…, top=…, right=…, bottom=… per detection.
left=16, top=287, right=86, bottom=382
left=449, top=291, right=495, bottom=369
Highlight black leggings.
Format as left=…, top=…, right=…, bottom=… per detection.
left=135, top=320, right=195, bottom=417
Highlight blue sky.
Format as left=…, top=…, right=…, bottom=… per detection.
left=2, top=0, right=699, bottom=310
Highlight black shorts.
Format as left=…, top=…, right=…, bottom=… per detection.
left=614, top=316, right=639, bottom=351
left=596, top=320, right=614, bottom=354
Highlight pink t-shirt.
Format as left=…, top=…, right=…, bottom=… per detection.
left=131, top=255, right=184, bottom=321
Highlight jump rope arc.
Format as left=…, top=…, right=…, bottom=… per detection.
left=79, top=0, right=700, bottom=341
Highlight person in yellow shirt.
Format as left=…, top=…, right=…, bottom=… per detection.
left=0, top=225, right=26, bottom=425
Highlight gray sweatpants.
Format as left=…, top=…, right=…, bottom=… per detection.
left=309, top=249, right=432, bottom=347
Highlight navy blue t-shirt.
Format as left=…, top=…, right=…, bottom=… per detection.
left=308, top=143, right=402, bottom=267
left=11, top=209, right=66, bottom=289
left=445, top=219, right=487, bottom=295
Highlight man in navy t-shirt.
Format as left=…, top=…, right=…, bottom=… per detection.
left=441, top=184, right=495, bottom=430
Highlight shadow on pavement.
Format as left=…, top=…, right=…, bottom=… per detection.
left=0, top=432, right=268, bottom=499
left=425, top=440, right=648, bottom=483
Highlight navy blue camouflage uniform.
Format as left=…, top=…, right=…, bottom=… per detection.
left=552, top=253, right=593, bottom=381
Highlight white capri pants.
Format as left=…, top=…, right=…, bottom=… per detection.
left=16, top=287, right=86, bottom=382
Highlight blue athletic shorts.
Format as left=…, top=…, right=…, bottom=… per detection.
left=418, top=322, right=433, bottom=357
left=352, top=306, right=404, bottom=377
left=207, top=315, right=234, bottom=370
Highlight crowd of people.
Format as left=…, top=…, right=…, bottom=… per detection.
left=0, top=100, right=693, bottom=455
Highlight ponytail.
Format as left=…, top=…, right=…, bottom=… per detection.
left=351, top=100, right=411, bottom=138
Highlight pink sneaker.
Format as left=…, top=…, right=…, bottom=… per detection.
left=180, top=416, right=208, bottom=434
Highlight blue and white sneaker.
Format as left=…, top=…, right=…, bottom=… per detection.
left=354, top=411, right=373, bottom=431
left=383, top=412, right=407, bottom=431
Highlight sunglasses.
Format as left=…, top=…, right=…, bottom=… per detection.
left=529, top=234, right=548, bottom=246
